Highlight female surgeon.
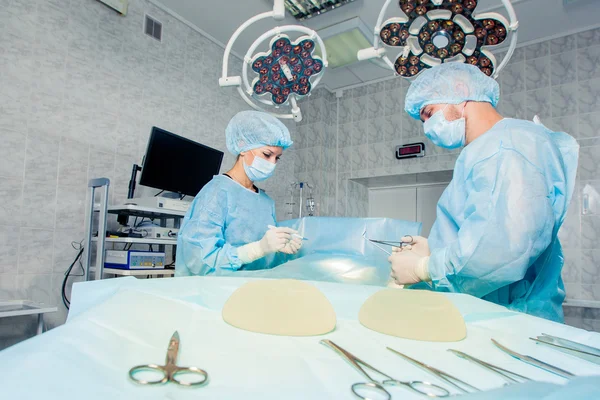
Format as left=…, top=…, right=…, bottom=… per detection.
left=175, top=111, right=302, bottom=276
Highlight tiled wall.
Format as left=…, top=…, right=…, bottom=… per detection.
left=290, top=89, right=337, bottom=218
left=0, top=0, right=297, bottom=349
left=296, top=27, right=600, bottom=330
left=294, top=76, right=463, bottom=218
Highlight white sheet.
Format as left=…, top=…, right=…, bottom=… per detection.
left=1, top=276, right=600, bottom=399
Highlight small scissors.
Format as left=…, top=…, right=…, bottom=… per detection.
left=129, top=331, right=209, bottom=386
left=321, top=340, right=450, bottom=399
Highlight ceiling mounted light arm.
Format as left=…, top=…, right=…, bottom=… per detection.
left=219, top=0, right=285, bottom=87
left=356, top=0, right=394, bottom=63
left=371, top=55, right=395, bottom=70
left=356, top=0, right=405, bottom=71
left=490, top=0, right=519, bottom=78
left=373, top=0, right=396, bottom=51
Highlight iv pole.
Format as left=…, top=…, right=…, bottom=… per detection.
left=291, top=181, right=314, bottom=219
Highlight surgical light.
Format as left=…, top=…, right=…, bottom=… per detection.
left=358, top=0, right=519, bottom=80
left=251, top=36, right=324, bottom=104
left=219, top=0, right=328, bottom=122
left=284, top=0, right=356, bottom=21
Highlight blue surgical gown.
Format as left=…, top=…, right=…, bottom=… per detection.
left=175, top=175, right=278, bottom=276
left=427, top=118, right=579, bottom=322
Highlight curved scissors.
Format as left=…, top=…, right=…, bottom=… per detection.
left=129, top=331, right=209, bottom=386
left=321, top=340, right=449, bottom=399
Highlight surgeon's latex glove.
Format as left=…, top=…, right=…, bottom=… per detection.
left=386, top=276, right=404, bottom=289
left=280, top=237, right=302, bottom=255
left=388, top=250, right=431, bottom=285
left=260, top=226, right=296, bottom=253
left=392, top=235, right=430, bottom=257
left=238, top=227, right=295, bottom=264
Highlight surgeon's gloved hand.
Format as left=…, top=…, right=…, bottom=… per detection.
left=392, top=235, right=430, bottom=257
left=237, top=226, right=295, bottom=264
left=388, top=250, right=431, bottom=285
left=280, top=237, right=302, bottom=255
left=386, top=275, right=404, bottom=289
left=260, top=226, right=296, bottom=253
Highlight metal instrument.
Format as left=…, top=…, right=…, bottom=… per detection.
left=491, top=338, right=575, bottom=379
left=363, top=232, right=414, bottom=256
left=448, top=349, right=531, bottom=384
left=531, top=333, right=600, bottom=360
left=321, top=340, right=450, bottom=399
left=387, top=347, right=480, bottom=394
left=267, top=225, right=308, bottom=241
left=292, top=234, right=309, bottom=241
left=129, top=331, right=209, bottom=386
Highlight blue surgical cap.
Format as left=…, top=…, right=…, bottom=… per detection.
left=225, top=111, right=293, bottom=155
left=404, top=63, right=500, bottom=120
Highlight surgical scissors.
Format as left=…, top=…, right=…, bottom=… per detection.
left=321, top=340, right=450, bottom=399
left=129, top=331, right=209, bottom=386
left=491, top=338, right=575, bottom=379
left=448, top=349, right=531, bottom=384
left=387, top=347, right=480, bottom=393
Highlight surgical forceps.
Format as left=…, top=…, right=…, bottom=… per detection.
left=129, top=331, right=209, bottom=386
left=387, top=347, right=480, bottom=394
left=363, top=231, right=414, bottom=256
left=491, top=339, right=575, bottom=379
left=530, top=333, right=600, bottom=360
left=321, top=340, right=450, bottom=399
left=448, top=349, right=532, bottom=384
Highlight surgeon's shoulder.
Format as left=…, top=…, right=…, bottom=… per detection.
left=498, top=118, right=576, bottom=158
left=468, top=118, right=567, bottom=163
left=188, top=175, right=230, bottom=210
left=193, top=175, right=223, bottom=196
left=257, top=187, right=275, bottom=203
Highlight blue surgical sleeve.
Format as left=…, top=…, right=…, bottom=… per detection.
left=177, top=189, right=243, bottom=276
left=428, top=149, right=555, bottom=298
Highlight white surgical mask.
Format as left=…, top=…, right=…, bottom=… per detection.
left=243, top=151, right=276, bottom=182
left=423, top=103, right=466, bottom=149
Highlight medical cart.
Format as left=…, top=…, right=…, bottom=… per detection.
left=84, top=178, right=184, bottom=280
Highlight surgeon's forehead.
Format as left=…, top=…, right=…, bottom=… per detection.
left=257, top=145, right=284, bottom=156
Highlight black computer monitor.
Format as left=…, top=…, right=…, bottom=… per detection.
left=139, top=127, right=224, bottom=197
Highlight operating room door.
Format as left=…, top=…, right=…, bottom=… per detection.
left=368, top=184, right=447, bottom=237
